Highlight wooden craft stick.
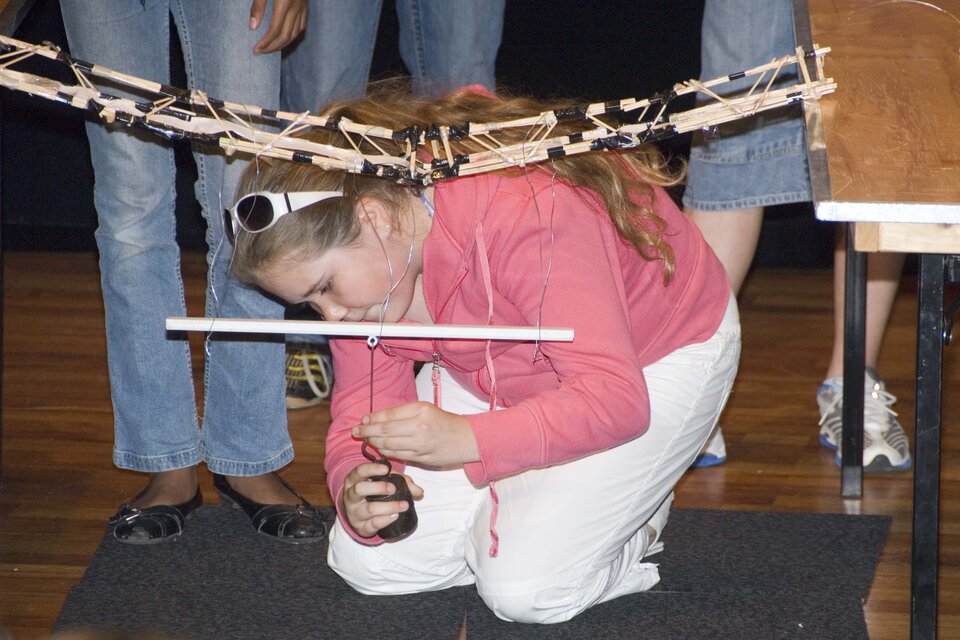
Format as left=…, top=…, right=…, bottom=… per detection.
left=0, top=35, right=835, bottom=186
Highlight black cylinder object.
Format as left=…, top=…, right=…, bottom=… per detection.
left=366, top=472, right=418, bottom=539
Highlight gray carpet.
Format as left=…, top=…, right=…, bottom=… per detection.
left=53, top=507, right=889, bottom=640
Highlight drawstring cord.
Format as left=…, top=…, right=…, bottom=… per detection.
left=474, top=221, right=500, bottom=557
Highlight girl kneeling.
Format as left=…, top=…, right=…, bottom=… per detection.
left=227, top=86, right=740, bottom=624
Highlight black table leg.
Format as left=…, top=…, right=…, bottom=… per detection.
left=0, top=89, right=3, bottom=489
left=911, top=253, right=944, bottom=639
left=841, top=224, right=866, bottom=497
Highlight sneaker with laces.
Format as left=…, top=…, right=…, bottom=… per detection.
left=691, top=425, right=727, bottom=468
left=817, top=368, right=912, bottom=472
left=285, top=341, right=334, bottom=410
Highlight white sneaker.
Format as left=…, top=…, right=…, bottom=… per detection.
left=817, top=368, right=912, bottom=472
left=691, top=425, right=727, bottom=468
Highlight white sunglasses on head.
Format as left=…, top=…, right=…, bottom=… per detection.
left=223, top=190, right=343, bottom=243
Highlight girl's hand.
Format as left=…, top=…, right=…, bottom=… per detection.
left=341, top=463, right=423, bottom=538
left=353, top=402, right=480, bottom=467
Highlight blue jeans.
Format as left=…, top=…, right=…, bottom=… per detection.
left=281, top=0, right=504, bottom=113
left=280, top=0, right=504, bottom=346
left=682, top=0, right=812, bottom=211
left=60, top=0, right=290, bottom=476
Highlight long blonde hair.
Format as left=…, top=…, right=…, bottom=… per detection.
left=230, top=80, right=682, bottom=285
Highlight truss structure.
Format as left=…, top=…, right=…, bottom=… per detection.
left=0, top=35, right=836, bottom=341
left=0, top=35, right=835, bottom=186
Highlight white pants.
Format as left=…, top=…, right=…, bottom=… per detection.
left=328, top=297, right=741, bottom=624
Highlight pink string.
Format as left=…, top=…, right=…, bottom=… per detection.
left=475, top=222, right=501, bottom=557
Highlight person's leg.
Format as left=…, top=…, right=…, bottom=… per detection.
left=683, top=0, right=811, bottom=467
left=60, top=0, right=202, bottom=509
left=280, top=0, right=381, bottom=112
left=172, top=0, right=296, bottom=505
left=329, top=300, right=736, bottom=621
left=683, top=0, right=810, bottom=269
left=327, top=455, right=484, bottom=594
left=686, top=206, right=764, bottom=295
left=395, top=0, right=504, bottom=96
left=326, top=365, right=488, bottom=594
left=277, top=1, right=383, bottom=409
left=467, top=300, right=740, bottom=624
left=826, top=228, right=906, bottom=376
left=817, top=226, right=910, bottom=471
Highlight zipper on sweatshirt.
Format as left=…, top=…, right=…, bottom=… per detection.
left=431, top=352, right=442, bottom=407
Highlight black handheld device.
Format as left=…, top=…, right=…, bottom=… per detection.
left=362, top=441, right=418, bottom=539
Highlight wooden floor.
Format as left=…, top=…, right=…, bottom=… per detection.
left=1, top=251, right=959, bottom=639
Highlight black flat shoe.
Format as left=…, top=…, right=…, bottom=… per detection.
left=212, top=473, right=333, bottom=544
left=109, top=489, right=202, bottom=545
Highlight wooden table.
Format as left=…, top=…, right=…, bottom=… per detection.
left=795, top=0, right=960, bottom=637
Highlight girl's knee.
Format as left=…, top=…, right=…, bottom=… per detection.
left=327, top=543, right=390, bottom=595
left=476, top=584, right=588, bottom=624
left=328, top=523, right=474, bottom=595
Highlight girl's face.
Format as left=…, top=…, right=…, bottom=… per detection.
left=257, top=199, right=421, bottom=324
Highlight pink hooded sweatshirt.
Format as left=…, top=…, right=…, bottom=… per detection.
left=326, top=169, right=730, bottom=545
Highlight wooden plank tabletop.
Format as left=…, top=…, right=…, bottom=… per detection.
left=799, top=0, right=960, bottom=225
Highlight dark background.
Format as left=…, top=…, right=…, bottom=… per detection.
left=0, top=0, right=833, bottom=268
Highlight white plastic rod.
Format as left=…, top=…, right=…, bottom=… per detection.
left=166, top=317, right=574, bottom=342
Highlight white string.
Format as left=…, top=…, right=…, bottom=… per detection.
left=518, top=121, right=556, bottom=361
left=207, top=102, right=264, bottom=358
left=851, top=1, right=960, bottom=52
left=256, top=109, right=311, bottom=157
left=358, top=192, right=416, bottom=342
left=356, top=190, right=417, bottom=421
left=856, top=0, right=960, bottom=25
left=203, top=142, right=232, bottom=361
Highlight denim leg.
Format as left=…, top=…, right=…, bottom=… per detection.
left=698, top=0, right=797, bottom=81
left=280, top=0, right=381, bottom=113
left=279, top=1, right=381, bottom=351
left=683, top=0, right=811, bottom=210
left=60, top=0, right=201, bottom=472
left=173, top=0, right=292, bottom=476
left=395, top=0, right=503, bottom=96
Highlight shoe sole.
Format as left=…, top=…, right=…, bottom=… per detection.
left=819, top=433, right=912, bottom=472
left=690, top=453, right=727, bottom=469
left=114, top=530, right=184, bottom=545
left=216, top=490, right=327, bottom=545
left=285, top=396, right=327, bottom=410
left=112, top=509, right=196, bottom=545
